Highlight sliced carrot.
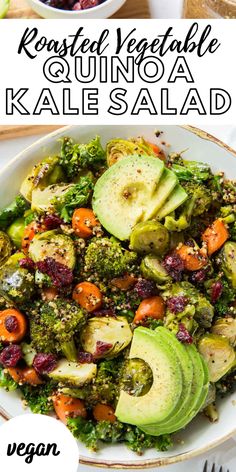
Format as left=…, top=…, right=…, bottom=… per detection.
left=72, top=208, right=99, bottom=239
left=147, top=142, right=166, bottom=160
left=42, top=287, right=58, bottom=301
left=21, top=367, right=44, bottom=386
left=22, top=221, right=42, bottom=253
left=111, top=274, right=137, bottom=291
left=8, top=367, right=43, bottom=386
left=7, top=367, right=23, bottom=383
left=176, top=244, right=208, bottom=271
left=53, top=394, right=87, bottom=424
left=73, top=281, right=102, bottom=313
left=93, top=404, right=116, bottom=423
left=134, top=296, right=165, bottom=324
left=202, top=219, right=229, bottom=256
left=0, top=308, right=27, bottom=343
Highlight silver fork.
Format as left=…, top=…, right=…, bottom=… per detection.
left=203, top=460, right=230, bottom=472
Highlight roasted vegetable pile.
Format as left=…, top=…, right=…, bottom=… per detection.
left=0, top=134, right=235, bottom=453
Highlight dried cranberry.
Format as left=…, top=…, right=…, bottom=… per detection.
left=4, top=316, right=19, bottom=333
left=80, top=0, right=99, bottom=8
left=211, top=281, right=223, bottom=304
left=134, top=279, right=157, bottom=299
left=94, top=341, right=113, bottom=358
left=78, top=352, right=94, bottom=363
left=19, top=257, right=35, bottom=271
left=167, top=296, right=188, bottom=314
left=190, top=269, right=207, bottom=284
left=36, top=258, right=73, bottom=288
left=0, top=345, right=22, bottom=367
left=33, top=353, right=57, bottom=374
left=176, top=324, right=193, bottom=344
left=162, top=253, right=184, bottom=281
left=44, top=214, right=64, bottom=230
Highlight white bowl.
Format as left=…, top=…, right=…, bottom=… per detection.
left=27, top=0, right=126, bottom=19
left=0, top=125, right=236, bottom=468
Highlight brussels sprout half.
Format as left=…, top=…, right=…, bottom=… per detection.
left=198, top=334, right=236, bottom=383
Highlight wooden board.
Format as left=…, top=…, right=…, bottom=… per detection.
left=0, top=125, right=62, bottom=141
left=7, top=0, right=150, bottom=18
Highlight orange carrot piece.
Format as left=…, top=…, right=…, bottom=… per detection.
left=176, top=244, right=208, bottom=271
left=0, top=308, right=27, bottom=343
left=8, top=367, right=43, bottom=386
left=22, top=221, right=42, bottom=253
left=93, top=404, right=116, bottom=423
left=202, top=219, right=229, bottom=256
left=134, top=296, right=165, bottom=324
left=53, top=394, right=87, bottom=424
left=72, top=208, right=99, bottom=239
left=73, top=281, right=102, bottom=313
left=41, top=287, right=58, bottom=301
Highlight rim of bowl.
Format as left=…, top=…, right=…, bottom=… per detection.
left=0, top=124, right=236, bottom=468
left=29, top=0, right=123, bottom=16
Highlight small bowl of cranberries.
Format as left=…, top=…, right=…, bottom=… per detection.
left=27, top=0, right=126, bottom=18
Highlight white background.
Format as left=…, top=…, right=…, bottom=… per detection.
left=149, top=0, right=183, bottom=19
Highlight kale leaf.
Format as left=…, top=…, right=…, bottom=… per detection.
left=54, top=176, right=94, bottom=223
left=0, top=195, right=28, bottom=229
left=0, top=366, right=18, bottom=391
left=20, top=381, right=56, bottom=414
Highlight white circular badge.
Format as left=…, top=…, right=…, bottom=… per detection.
left=0, top=414, right=79, bottom=472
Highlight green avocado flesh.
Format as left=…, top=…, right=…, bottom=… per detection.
left=115, top=327, right=183, bottom=425
left=115, top=326, right=209, bottom=435
left=156, top=184, right=188, bottom=220
left=93, top=155, right=187, bottom=240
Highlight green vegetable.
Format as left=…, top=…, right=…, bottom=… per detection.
left=20, top=381, right=56, bottom=414
left=7, top=217, right=25, bottom=248
left=212, top=278, right=235, bottom=316
left=106, top=137, right=158, bottom=167
left=53, top=176, right=94, bottom=222
left=81, top=316, right=132, bottom=359
left=164, top=182, right=212, bottom=232
left=29, top=230, right=76, bottom=269
left=21, top=343, right=37, bottom=366
left=84, top=237, right=137, bottom=279
left=120, top=358, right=153, bottom=397
left=20, top=156, right=64, bottom=201
left=171, top=157, right=211, bottom=183
left=211, top=318, right=236, bottom=346
left=130, top=221, right=169, bottom=256
left=0, top=366, right=18, bottom=391
left=162, top=282, right=214, bottom=331
left=67, top=416, right=172, bottom=454
left=220, top=241, right=236, bottom=289
left=140, top=254, right=171, bottom=286
left=0, top=231, right=12, bottom=266
left=198, top=334, right=236, bottom=382
left=29, top=299, right=86, bottom=361
left=48, top=359, right=97, bottom=386
left=0, top=265, right=35, bottom=304
left=59, top=136, right=106, bottom=179
left=0, top=196, right=28, bottom=230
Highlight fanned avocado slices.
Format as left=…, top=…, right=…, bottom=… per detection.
left=92, top=155, right=187, bottom=241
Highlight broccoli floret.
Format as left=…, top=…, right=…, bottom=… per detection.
left=59, top=136, right=106, bottom=180
left=29, top=299, right=86, bottom=361
left=0, top=195, right=28, bottom=230
left=84, top=237, right=138, bottom=279
left=164, top=182, right=212, bottom=232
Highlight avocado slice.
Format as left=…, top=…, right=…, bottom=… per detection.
left=115, top=327, right=183, bottom=426
left=29, top=230, right=76, bottom=269
left=93, top=155, right=165, bottom=240
left=141, top=343, right=209, bottom=435
left=145, top=168, right=178, bottom=220
left=48, top=359, right=97, bottom=386
left=156, top=184, right=188, bottom=220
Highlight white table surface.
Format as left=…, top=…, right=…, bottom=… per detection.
left=0, top=125, right=235, bottom=471
left=149, top=0, right=183, bottom=18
